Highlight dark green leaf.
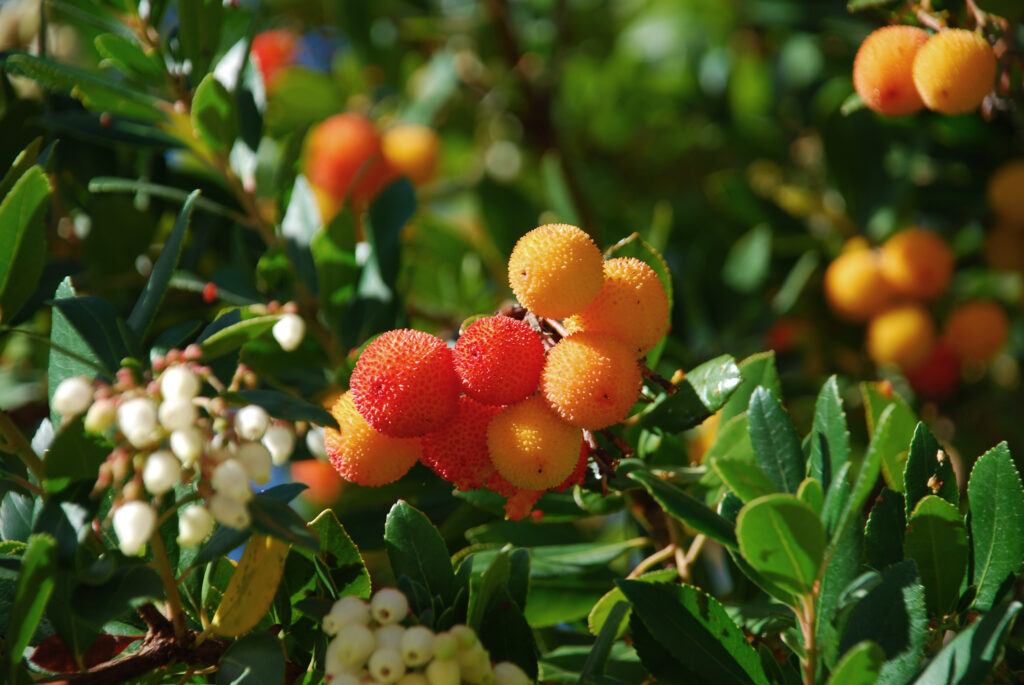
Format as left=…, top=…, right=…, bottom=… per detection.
left=0, top=166, right=50, bottom=324
left=49, top=295, right=136, bottom=376
left=468, top=548, right=510, bottom=632
left=42, top=414, right=110, bottom=493
left=847, top=0, right=901, bottom=10
left=903, top=496, right=967, bottom=616
left=478, top=585, right=538, bottom=678
left=968, top=442, right=1024, bottom=611
left=71, top=563, right=162, bottom=629
left=94, top=33, right=163, bottom=79
left=230, top=389, right=337, bottom=429
left=641, top=354, right=741, bottom=433
left=216, top=631, right=285, bottom=685
left=619, top=580, right=770, bottom=685
left=973, top=0, right=1024, bottom=20
left=306, top=509, right=370, bottom=599
left=817, top=520, right=862, bottom=669
left=827, top=641, right=884, bottom=685
left=913, top=601, right=1021, bottom=685
left=1, top=533, right=55, bottom=683
left=580, top=601, right=630, bottom=683
left=0, top=138, right=43, bottom=201
left=808, top=376, right=850, bottom=493
left=177, top=0, right=223, bottom=80
left=720, top=352, right=781, bottom=427
left=737, top=494, right=825, bottom=596
left=628, top=470, right=737, bottom=548
left=840, top=559, right=927, bottom=685
left=198, top=313, right=278, bottom=360
left=588, top=569, right=676, bottom=639
left=712, top=457, right=777, bottom=503
left=384, top=501, right=456, bottom=606
left=0, top=492, right=37, bottom=542
left=249, top=496, right=319, bottom=551
left=864, top=488, right=905, bottom=570
left=748, top=387, right=804, bottom=494
left=192, top=75, right=237, bottom=151
left=904, top=423, right=957, bottom=519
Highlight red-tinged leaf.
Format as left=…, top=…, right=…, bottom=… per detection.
left=30, top=633, right=140, bottom=673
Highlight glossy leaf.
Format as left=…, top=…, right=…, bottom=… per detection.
left=712, top=457, right=777, bottom=503
left=588, top=569, right=676, bottom=639
left=249, top=496, right=319, bottom=551
left=913, top=601, right=1021, bottom=685
left=580, top=601, right=631, bottom=683
left=968, top=442, right=1024, bottom=611
left=808, top=376, right=851, bottom=493
left=903, top=423, right=957, bottom=519
left=49, top=296, right=136, bottom=375
left=826, top=641, right=885, bottom=685
left=628, top=470, right=737, bottom=548
left=720, top=351, right=782, bottom=427
left=216, top=631, right=285, bottom=685
left=736, top=494, right=825, bottom=596
left=817, top=521, right=862, bottom=669
left=747, top=387, right=803, bottom=494
left=94, top=33, right=163, bottom=79
left=1, top=533, right=55, bottom=683
left=903, top=496, right=967, bottom=616
left=306, top=509, right=370, bottom=600
left=640, top=354, right=742, bottom=433
left=797, top=478, right=823, bottom=514
left=384, top=501, right=456, bottom=605
left=192, top=75, right=238, bottom=151
left=864, top=488, right=905, bottom=570
left=0, top=166, right=50, bottom=324
left=197, top=313, right=279, bottom=360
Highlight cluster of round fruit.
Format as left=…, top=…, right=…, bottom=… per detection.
left=984, top=159, right=1024, bottom=272
left=50, top=341, right=307, bottom=556
left=324, top=224, right=670, bottom=519
left=321, top=589, right=532, bottom=685
left=824, top=229, right=1008, bottom=398
left=853, top=25, right=997, bottom=116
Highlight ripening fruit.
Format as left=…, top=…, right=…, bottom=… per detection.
left=304, top=113, right=395, bottom=218
left=853, top=25, right=929, bottom=116
left=912, top=29, right=997, bottom=115
left=350, top=329, right=460, bottom=438
left=867, top=304, right=936, bottom=371
left=554, top=441, right=589, bottom=492
left=454, top=316, right=545, bottom=405
left=905, top=340, right=959, bottom=400
left=251, top=30, right=298, bottom=90
left=324, top=393, right=422, bottom=486
left=879, top=228, right=954, bottom=300
left=420, top=396, right=500, bottom=490
left=541, top=332, right=642, bottom=430
left=507, top=224, right=604, bottom=319
left=564, top=257, right=670, bottom=357
left=487, top=395, right=582, bottom=490
left=984, top=226, right=1024, bottom=271
left=824, top=247, right=892, bottom=322
left=987, top=160, right=1024, bottom=225
left=943, top=300, right=1009, bottom=363
left=382, top=124, right=440, bottom=186
left=290, top=459, right=345, bottom=506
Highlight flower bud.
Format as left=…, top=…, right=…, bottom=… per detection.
left=262, top=425, right=295, bottom=466
left=236, top=441, right=273, bottom=485
left=368, top=647, right=406, bottom=683
left=306, top=425, right=327, bottom=459
left=142, top=450, right=181, bottom=495
left=375, top=624, right=405, bottom=651
left=177, top=504, right=213, bottom=547
left=53, top=376, right=93, bottom=417
left=371, top=588, right=409, bottom=625
left=235, top=404, right=270, bottom=441
left=210, top=493, right=250, bottom=529
left=400, top=625, right=434, bottom=667
left=432, top=632, right=458, bottom=661
left=112, top=500, right=156, bottom=556
left=335, top=623, right=376, bottom=666
left=458, top=644, right=492, bottom=684
left=450, top=624, right=477, bottom=650
left=426, top=658, right=461, bottom=685
left=211, top=459, right=252, bottom=501
left=158, top=397, right=197, bottom=432
left=398, top=673, right=429, bottom=685
left=84, top=398, right=117, bottom=433
left=493, top=662, right=531, bottom=685
left=170, top=427, right=204, bottom=466
left=273, top=313, right=306, bottom=352
left=117, top=397, right=160, bottom=448
left=160, top=366, right=200, bottom=400
left=323, top=596, right=371, bottom=634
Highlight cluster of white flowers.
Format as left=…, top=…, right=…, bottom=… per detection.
left=50, top=347, right=308, bottom=557
left=322, top=589, right=532, bottom=685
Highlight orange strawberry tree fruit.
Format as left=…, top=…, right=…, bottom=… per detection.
left=1, top=0, right=1024, bottom=684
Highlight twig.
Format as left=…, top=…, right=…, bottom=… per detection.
left=916, top=9, right=945, bottom=32
left=150, top=533, right=187, bottom=642
left=641, top=364, right=677, bottom=395
left=626, top=544, right=677, bottom=579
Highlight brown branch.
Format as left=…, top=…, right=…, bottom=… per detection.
left=641, top=364, right=677, bottom=395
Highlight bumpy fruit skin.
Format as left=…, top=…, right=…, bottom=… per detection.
left=251, top=30, right=298, bottom=90
left=381, top=124, right=440, bottom=186
left=304, top=113, right=395, bottom=217
left=324, top=393, right=422, bottom=486
left=867, top=304, right=936, bottom=371
left=541, top=332, right=642, bottom=430
left=487, top=395, right=582, bottom=490
left=350, top=329, right=460, bottom=438
left=564, top=257, right=670, bottom=357
left=912, top=29, right=996, bottom=115
left=507, top=224, right=604, bottom=319
left=454, top=316, right=545, bottom=405
left=554, top=441, right=590, bottom=492
left=988, top=160, right=1024, bottom=225
left=943, top=300, right=1009, bottom=363
left=823, top=248, right=892, bottom=322
left=853, top=26, right=929, bottom=116
left=905, top=340, right=959, bottom=400
left=879, top=228, right=954, bottom=300
left=420, top=396, right=500, bottom=490
left=290, top=459, right=345, bottom=506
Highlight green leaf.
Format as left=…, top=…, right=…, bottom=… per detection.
left=640, top=354, right=741, bottom=433
left=817, top=521, right=862, bottom=669
left=748, top=387, right=804, bottom=494
left=306, top=510, right=370, bottom=600
left=127, top=190, right=198, bottom=340
left=913, top=601, right=1022, bottom=685
left=722, top=224, right=771, bottom=293
left=249, top=496, right=319, bottom=552
left=864, top=488, right=905, bottom=570
left=71, top=563, right=162, bottom=630
left=736, top=494, right=825, bottom=597
left=827, top=641, right=885, bottom=685
left=311, top=210, right=359, bottom=335
left=0, top=138, right=44, bottom=201
left=847, top=0, right=901, bottom=10
left=628, top=470, right=737, bottom=548
left=192, top=75, right=238, bottom=151
left=840, top=559, right=927, bottom=685
left=712, top=457, right=777, bottom=503
left=903, top=495, right=967, bottom=616
left=42, top=414, right=110, bottom=493
left=973, top=0, right=1024, bottom=20
left=49, top=297, right=136, bottom=375
left=587, top=569, right=677, bottom=639
left=88, top=177, right=241, bottom=222
left=808, top=376, right=851, bottom=493
left=216, top=631, right=285, bottom=685
left=797, top=478, right=823, bottom=514
left=384, top=501, right=456, bottom=606
left=861, top=383, right=917, bottom=492
left=94, top=33, right=163, bottom=80
left=198, top=313, right=279, bottom=360
left=177, top=0, right=223, bottom=80
left=618, top=580, right=770, bottom=685
left=720, top=352, right=781, bottom=427
left=0, top=166, right=50, bottom=324
left=229, top=389, right=338, bottom=429
left=705, top=413, right=754, bottom=465
left=968, top=442, right=1024, bottom=611
left=478, top=585, right=538, bottom=678
left=904, top=423, right=957, bottom=519
left=1, top=533, right=55, bottom=682
left=580, top=601, right=631, bottom=683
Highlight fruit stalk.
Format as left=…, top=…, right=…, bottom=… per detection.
left=150, top=531, right=186, bottom=642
